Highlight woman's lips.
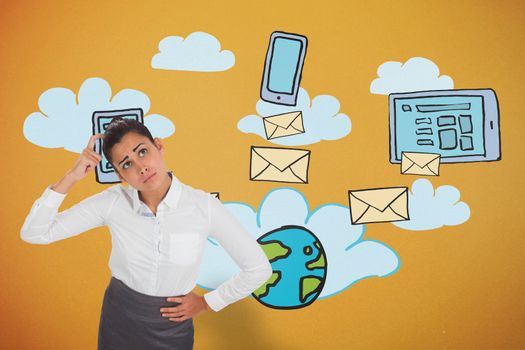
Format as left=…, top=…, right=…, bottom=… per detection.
left=144, top=173, right=156, bottom=183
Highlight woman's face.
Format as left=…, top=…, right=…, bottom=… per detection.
left=109, top=132, right=169, bottom=191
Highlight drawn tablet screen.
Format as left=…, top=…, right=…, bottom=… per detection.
left=97, top=115, right=138, bottom=173
left=389, top=89, right=500, bottom=164
left=268, top=38, right=303, bottom=94
left=92, top=108, right=144, bottom=184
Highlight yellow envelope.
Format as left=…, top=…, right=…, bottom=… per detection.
left=348, top=187, right=409, bottom=224
left=263, top=111, right=305, bottom=140
left=401, top=152, right=440, bottom=176
left=250, top=146, right=310, bottom=183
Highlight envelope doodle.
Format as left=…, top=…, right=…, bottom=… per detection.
left=263, top=111, right=305, bottom=140
left=401, top=152, right=440, bottom=176
left=348, top=187, right=409, bottom=224
left=250, top=146, right=310, bottom=183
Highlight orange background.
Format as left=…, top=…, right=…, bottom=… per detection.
left=2, top=0, right=525, bottom=349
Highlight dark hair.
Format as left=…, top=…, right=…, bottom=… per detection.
left=102, top=117, right=155, bottom=167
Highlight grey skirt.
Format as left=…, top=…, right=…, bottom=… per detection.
left=98, top=277, right=194, bottom=350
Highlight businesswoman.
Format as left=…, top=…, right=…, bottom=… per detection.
left=21, top=117, right=273, bottom=350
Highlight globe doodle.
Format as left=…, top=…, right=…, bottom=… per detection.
left=252, top=225, right=327, bottom=309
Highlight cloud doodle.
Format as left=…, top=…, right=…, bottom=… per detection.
left=197, top=188, right=400, bottom=302
left=393, top=178, right=470, bottom=231
left=23, top=77, right=175, bottom=153
left=238, top=88, right=351, bottom=146
left=151, top=31, right=235, bottom=72
left=370, top=57, right=453, bottom=95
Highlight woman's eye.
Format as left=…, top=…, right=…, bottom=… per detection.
left=122, top=162, right=130, bottom=169
left=139, top=148, right=147, bottom=156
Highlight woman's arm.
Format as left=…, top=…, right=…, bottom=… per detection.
left=203, top=196, right=273, bottom=312
left=20, top=181, right=117, bottom=245
left=20, top=133, right=115, bottom=244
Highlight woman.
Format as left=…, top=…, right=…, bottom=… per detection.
left=20, top=117, right=273, bottom=349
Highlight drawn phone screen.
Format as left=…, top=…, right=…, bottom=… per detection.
left=92, top=108, right=144, bottom=184
left=261, top=31, right=307, bottom=106
left=389, top=89, right=500, bottom=163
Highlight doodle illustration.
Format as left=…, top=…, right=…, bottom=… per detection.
left=249, top=146, right=310, bottom=184
left=198, top=188, right=400, bottom=309
left=23, top=77, right=175, bottom=153
left=393, top=179, right=470, bottom=231
left=260, top=31, right=308, bottom=106
left=253, top=225, right=326, bottom=309
left=263, top=111, right=305, bottom=140
left=389, top=89, right=501, bottom=163
left=370, top=57, right=454, bottom=95
left=400, top=152, right=441, bottom=176
left=348, top=187, right=410, bottom=225
left=151, top=31, right=235, bottom=72
left=238, top=87, right=351, bottom=146
left=92, top=108, right=144, bottom=184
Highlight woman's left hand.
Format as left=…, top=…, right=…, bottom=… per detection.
left=160, top=291, right=210, bottom=322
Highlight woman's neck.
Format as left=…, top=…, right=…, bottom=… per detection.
left=138, top=172, right=172, bottom=213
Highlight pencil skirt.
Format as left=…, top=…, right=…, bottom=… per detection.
left=98, top=276, right=194, bottom=350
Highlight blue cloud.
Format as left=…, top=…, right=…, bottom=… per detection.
left=151, top=32, right=235, bottom=72
left=370, top=57, right=453, bottom=95
left=393, top=179, right=470, bottom=231
left=22, top=77, right=175, bottom=153
left=197, top=188, right=399, bottom=299
left=237, top=87, right=351, bottom=146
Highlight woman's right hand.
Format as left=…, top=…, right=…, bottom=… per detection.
left=68, top=134, right=105, bottom=182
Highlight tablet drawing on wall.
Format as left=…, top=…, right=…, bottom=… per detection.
left=389, top=89, right=501, bottom=164
left=92, top=108, right=144, bottom=184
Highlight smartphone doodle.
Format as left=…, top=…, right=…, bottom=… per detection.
left=260, top=31, right=308, bottom=106
left=92, top=108, right=144, bottom=184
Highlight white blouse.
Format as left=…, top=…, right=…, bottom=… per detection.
left=20, top=172, right=272, bottom=312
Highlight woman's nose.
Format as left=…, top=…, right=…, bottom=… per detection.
left=137, top=161, right=148, bottom=174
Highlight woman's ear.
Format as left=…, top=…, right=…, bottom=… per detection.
left=153, top=137, right=163, bottom=153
